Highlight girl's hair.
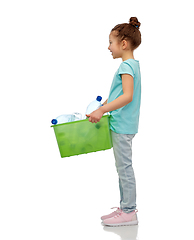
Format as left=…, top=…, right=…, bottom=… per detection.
left=111, top=17, right=141, bottom=50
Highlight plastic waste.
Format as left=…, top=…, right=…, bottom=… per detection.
left=71, top=112, right=82, bottom=121
left=51, top=112, right=82, bottom=125
left=85, top=96, right=102, bottom=118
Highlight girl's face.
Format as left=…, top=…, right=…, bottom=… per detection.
left=108, top=32, right=122, bottom=59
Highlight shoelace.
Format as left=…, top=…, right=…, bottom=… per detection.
left=111, top=207, right=121, bottom=213
left=110, top=207, right=122, bottom=218
left=114, top=209, right=138, bottom=218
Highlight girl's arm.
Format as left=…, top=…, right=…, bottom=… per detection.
left=103, top=99, right=108, bottom=105
left=86, top=74, right=133, bottom=123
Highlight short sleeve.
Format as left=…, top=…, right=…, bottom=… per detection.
left=118, top=62, right=134, bottom=78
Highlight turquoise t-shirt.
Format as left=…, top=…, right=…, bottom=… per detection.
left=107, top=59, right=141, bottom=134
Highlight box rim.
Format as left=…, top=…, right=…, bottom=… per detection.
left=51, top=114, right=110, bottom=127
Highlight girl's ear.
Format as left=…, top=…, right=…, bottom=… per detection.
left=122, top=40, right=128, bottom=50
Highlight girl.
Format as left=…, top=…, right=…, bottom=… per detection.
left=86, top=17, right=141, bottom=227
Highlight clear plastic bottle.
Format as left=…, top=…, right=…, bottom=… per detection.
left=71, top=112, right=82, bottom=121
left=51, top=112, right=82, bottom=125
left=85, top=96, right=102, bottom=117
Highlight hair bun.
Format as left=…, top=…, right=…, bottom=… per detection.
left=129, top=17, right=141, bottom=29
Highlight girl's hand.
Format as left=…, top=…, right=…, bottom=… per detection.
left=86, top=108, right=104, bottom=123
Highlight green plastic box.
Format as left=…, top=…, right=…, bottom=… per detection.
left=51, top=115, right=113, bottom=158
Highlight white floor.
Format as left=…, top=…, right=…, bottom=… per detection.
left=1, top=131, right=194, bottom=240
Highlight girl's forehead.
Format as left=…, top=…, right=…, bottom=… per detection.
left=109, top=31, right=117, bottom=40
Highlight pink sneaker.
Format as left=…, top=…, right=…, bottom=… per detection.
left=103, top=210, right=138, bottom=227
left=101, top=207, right=122, bottom=221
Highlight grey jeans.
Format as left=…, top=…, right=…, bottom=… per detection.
left=111, top=130, right=136, bottom=213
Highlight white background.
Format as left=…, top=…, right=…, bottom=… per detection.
left=0, top=0, right=194, bottom=239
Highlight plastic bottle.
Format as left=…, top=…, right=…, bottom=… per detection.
left=85, top=96, right=102, bottom=117
left=51, top=112, right=82, bottom=125
left=71, top=112, right=82, bottom=121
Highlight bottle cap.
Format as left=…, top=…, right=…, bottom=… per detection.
left=96, top=96, right=102, bottom=102
left=51, top=119, right=58, bottom=125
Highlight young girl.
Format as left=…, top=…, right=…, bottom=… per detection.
left=86, top=17, right=141, bottom=227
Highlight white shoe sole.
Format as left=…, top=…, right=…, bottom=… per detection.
left=103, top=220, right=138, bottom=227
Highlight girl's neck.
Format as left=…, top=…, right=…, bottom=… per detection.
left=122, top=51, right=134, bottom=61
